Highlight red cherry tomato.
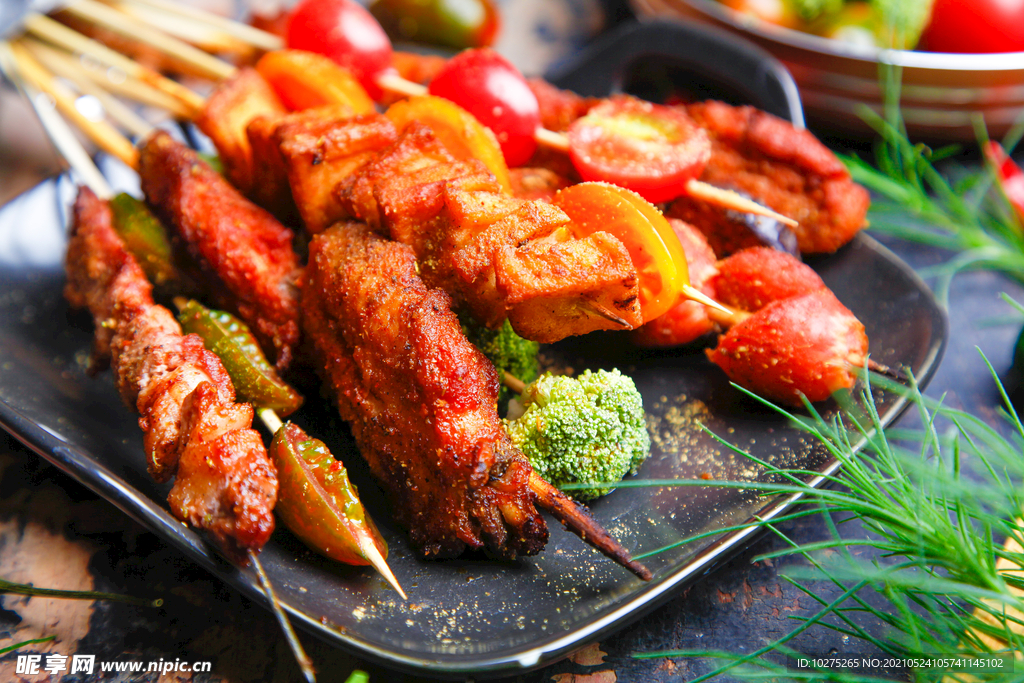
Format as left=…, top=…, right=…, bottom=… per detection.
left=286, top=0, right=394, bottom=99
left=919, top=0, right=1024, bottom=54
left=567, top=96, right=711, bottom=204
left=428, top=49, right=539, bottom=167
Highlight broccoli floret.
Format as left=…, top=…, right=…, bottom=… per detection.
left=459, top=312, right=539, bottom=404
left=505, top=369, right=651, bottom=501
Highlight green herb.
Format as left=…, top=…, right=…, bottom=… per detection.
left=622, top=364, right=1024, bottom=681
left=0, top=636, right=57, bottom=655
left=841, top=66, right=1024, bottom=305
left=0, top=577, right=162, bottom=608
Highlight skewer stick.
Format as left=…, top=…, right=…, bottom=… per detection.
left=22, top=38, right=155, bottom=139
left=103, top=1, right=261, bottom=57
left=114, top=0, right=286, bottom=52
left=528, top=472, right=652, bottom=581
left=59, top=0, right=236, bottom=80
left=1, top=50, right=317, bottom=683
left=22, top=13, right=204, bottom=116
left=683, top=180, right=799, bottom=229
left=6, top=41, right=139, bottom=169
left=502, top=371, right=526, bottom=396
left=250, top=550, right=317, bottom=683
left=111, top=0, right=284, bottom=52
left=0, top=42, right=114, bottom=199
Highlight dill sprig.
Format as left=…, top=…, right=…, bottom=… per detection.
left=840, top=66, right=1024, bottom=305
left=623, top=364, right=1024, bottom=681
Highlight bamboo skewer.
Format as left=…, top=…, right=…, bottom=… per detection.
left=110, top=0, right=284, bottom=52
left=59, top=0, right=236, bottom=80
left=23, top=12, right=202, bottom=116
left=6, top=41, right=139, bottom=169
left=23, top=38, right=155, bottom=138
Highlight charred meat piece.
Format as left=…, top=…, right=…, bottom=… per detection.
left=337, top=124, right=642, bottom=342
left=668, top=101, right=869, bottom=255
left=246, top=103, right=360, bottom=225
left=139, top=131, right=301, bottom=371
left=276, top=112, right=397, bottom=235
left=304, top=221, right=650, bottom=578
left=195, top=67, right=287, bottom=194
left=65, top=186, right=277, bottom=560
left=509, top=167, right=571, bottom=203
left=303, top=221, right=547, bottom=559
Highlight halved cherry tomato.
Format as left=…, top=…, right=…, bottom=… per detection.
left=428, top=49, right=539, bottom=167
left=256, top=49, right=374, bottom=113
left=567, top=96, right=711, bottom=204
left=553, top=182, right=689, bottom=323
left=386, top=95, right=512, bottom=193
left=285, top=0, right=393, bottom=99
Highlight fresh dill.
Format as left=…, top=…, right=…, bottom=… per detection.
left=840, top=66, right=1024, bottom=306
left=621, top=366, right=1024, bottom=681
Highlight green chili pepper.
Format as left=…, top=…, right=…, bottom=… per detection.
left=177, top=299, right=303, bottom=416
left=369, top=0, right=500, bottom=50
left=109, top=193, right=179, bottom=288
left=272, top=423, right=388, bottom=566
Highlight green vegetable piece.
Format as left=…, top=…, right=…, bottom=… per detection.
left=271, top=422, right=388, bottom=566
left=343, top=671, right=370, bottom=683
left=785, top=0, right=842, bottom=22
left=109, top=192, right=178, bottom=288
left=459, top=312, right=539, bottom=404
left=505, top=369, right=651, bottom=501
left=369, top=0, right=499, bottom=50
left=177, top=299, right=302, bottom=416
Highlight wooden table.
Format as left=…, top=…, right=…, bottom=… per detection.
left=0, top=232, right=1018, bottom=683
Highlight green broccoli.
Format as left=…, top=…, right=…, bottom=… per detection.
left=504, top=369, right=651, bottom=501
left=459, top=312, right=539, bottom=404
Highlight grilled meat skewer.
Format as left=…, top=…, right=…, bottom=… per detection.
left=65, top=186, right=278, bottom=561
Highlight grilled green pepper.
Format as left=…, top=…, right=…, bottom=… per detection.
left=271, top=423, right=388, bottom=566
left=177, top=299, right=302, bottom=416
left=369, top=0, right=500, bottom=50
left=109, top=192, right=178, bottom=288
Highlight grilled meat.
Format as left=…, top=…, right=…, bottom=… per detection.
left=303, top=221, right=547, bottom=559
left=65, top=186, right=277, bottom=560
left=668, top=101, right=870, bottom=255
left=336, top=123, right=642, bottom=342
left=139, top=131, right=301, bottom=371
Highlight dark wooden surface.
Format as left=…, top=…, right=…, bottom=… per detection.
left=0, top=233, right=1019, bottom=683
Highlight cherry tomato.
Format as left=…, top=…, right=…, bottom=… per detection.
left=428, top=49, right=539, bottom=167
left=286, top=0, right=393, bottom=99
left=553, top=182, right=689, bottom=323
left=919, top=0, right=1024, bottom=54
left=385, top=95, right=512, bottom=193
left=257, top=50, right=374, bottom=113
left=567, top=96, right=711, bottom=204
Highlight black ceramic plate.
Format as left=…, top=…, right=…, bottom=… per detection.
left=0, top=22, right=945, bottom=680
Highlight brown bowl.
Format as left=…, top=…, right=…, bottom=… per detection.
left=631, top=0, right=1024, bottom=141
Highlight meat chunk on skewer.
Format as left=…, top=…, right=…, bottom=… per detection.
left=337, top=124, right=642, bottom=342
left=303, top=222, right=651, bottom=578
left=139, top=131, right=302, bottom=371
left=65, top=186, right=277, bottom=560
left=195, top=67, right=287, bottom=194
left=303, top=221, right=547, bottom=559
left=668, top=102, right=870, bottom=255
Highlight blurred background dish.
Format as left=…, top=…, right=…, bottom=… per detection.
left=630, top=0, right=1024, bottom=141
